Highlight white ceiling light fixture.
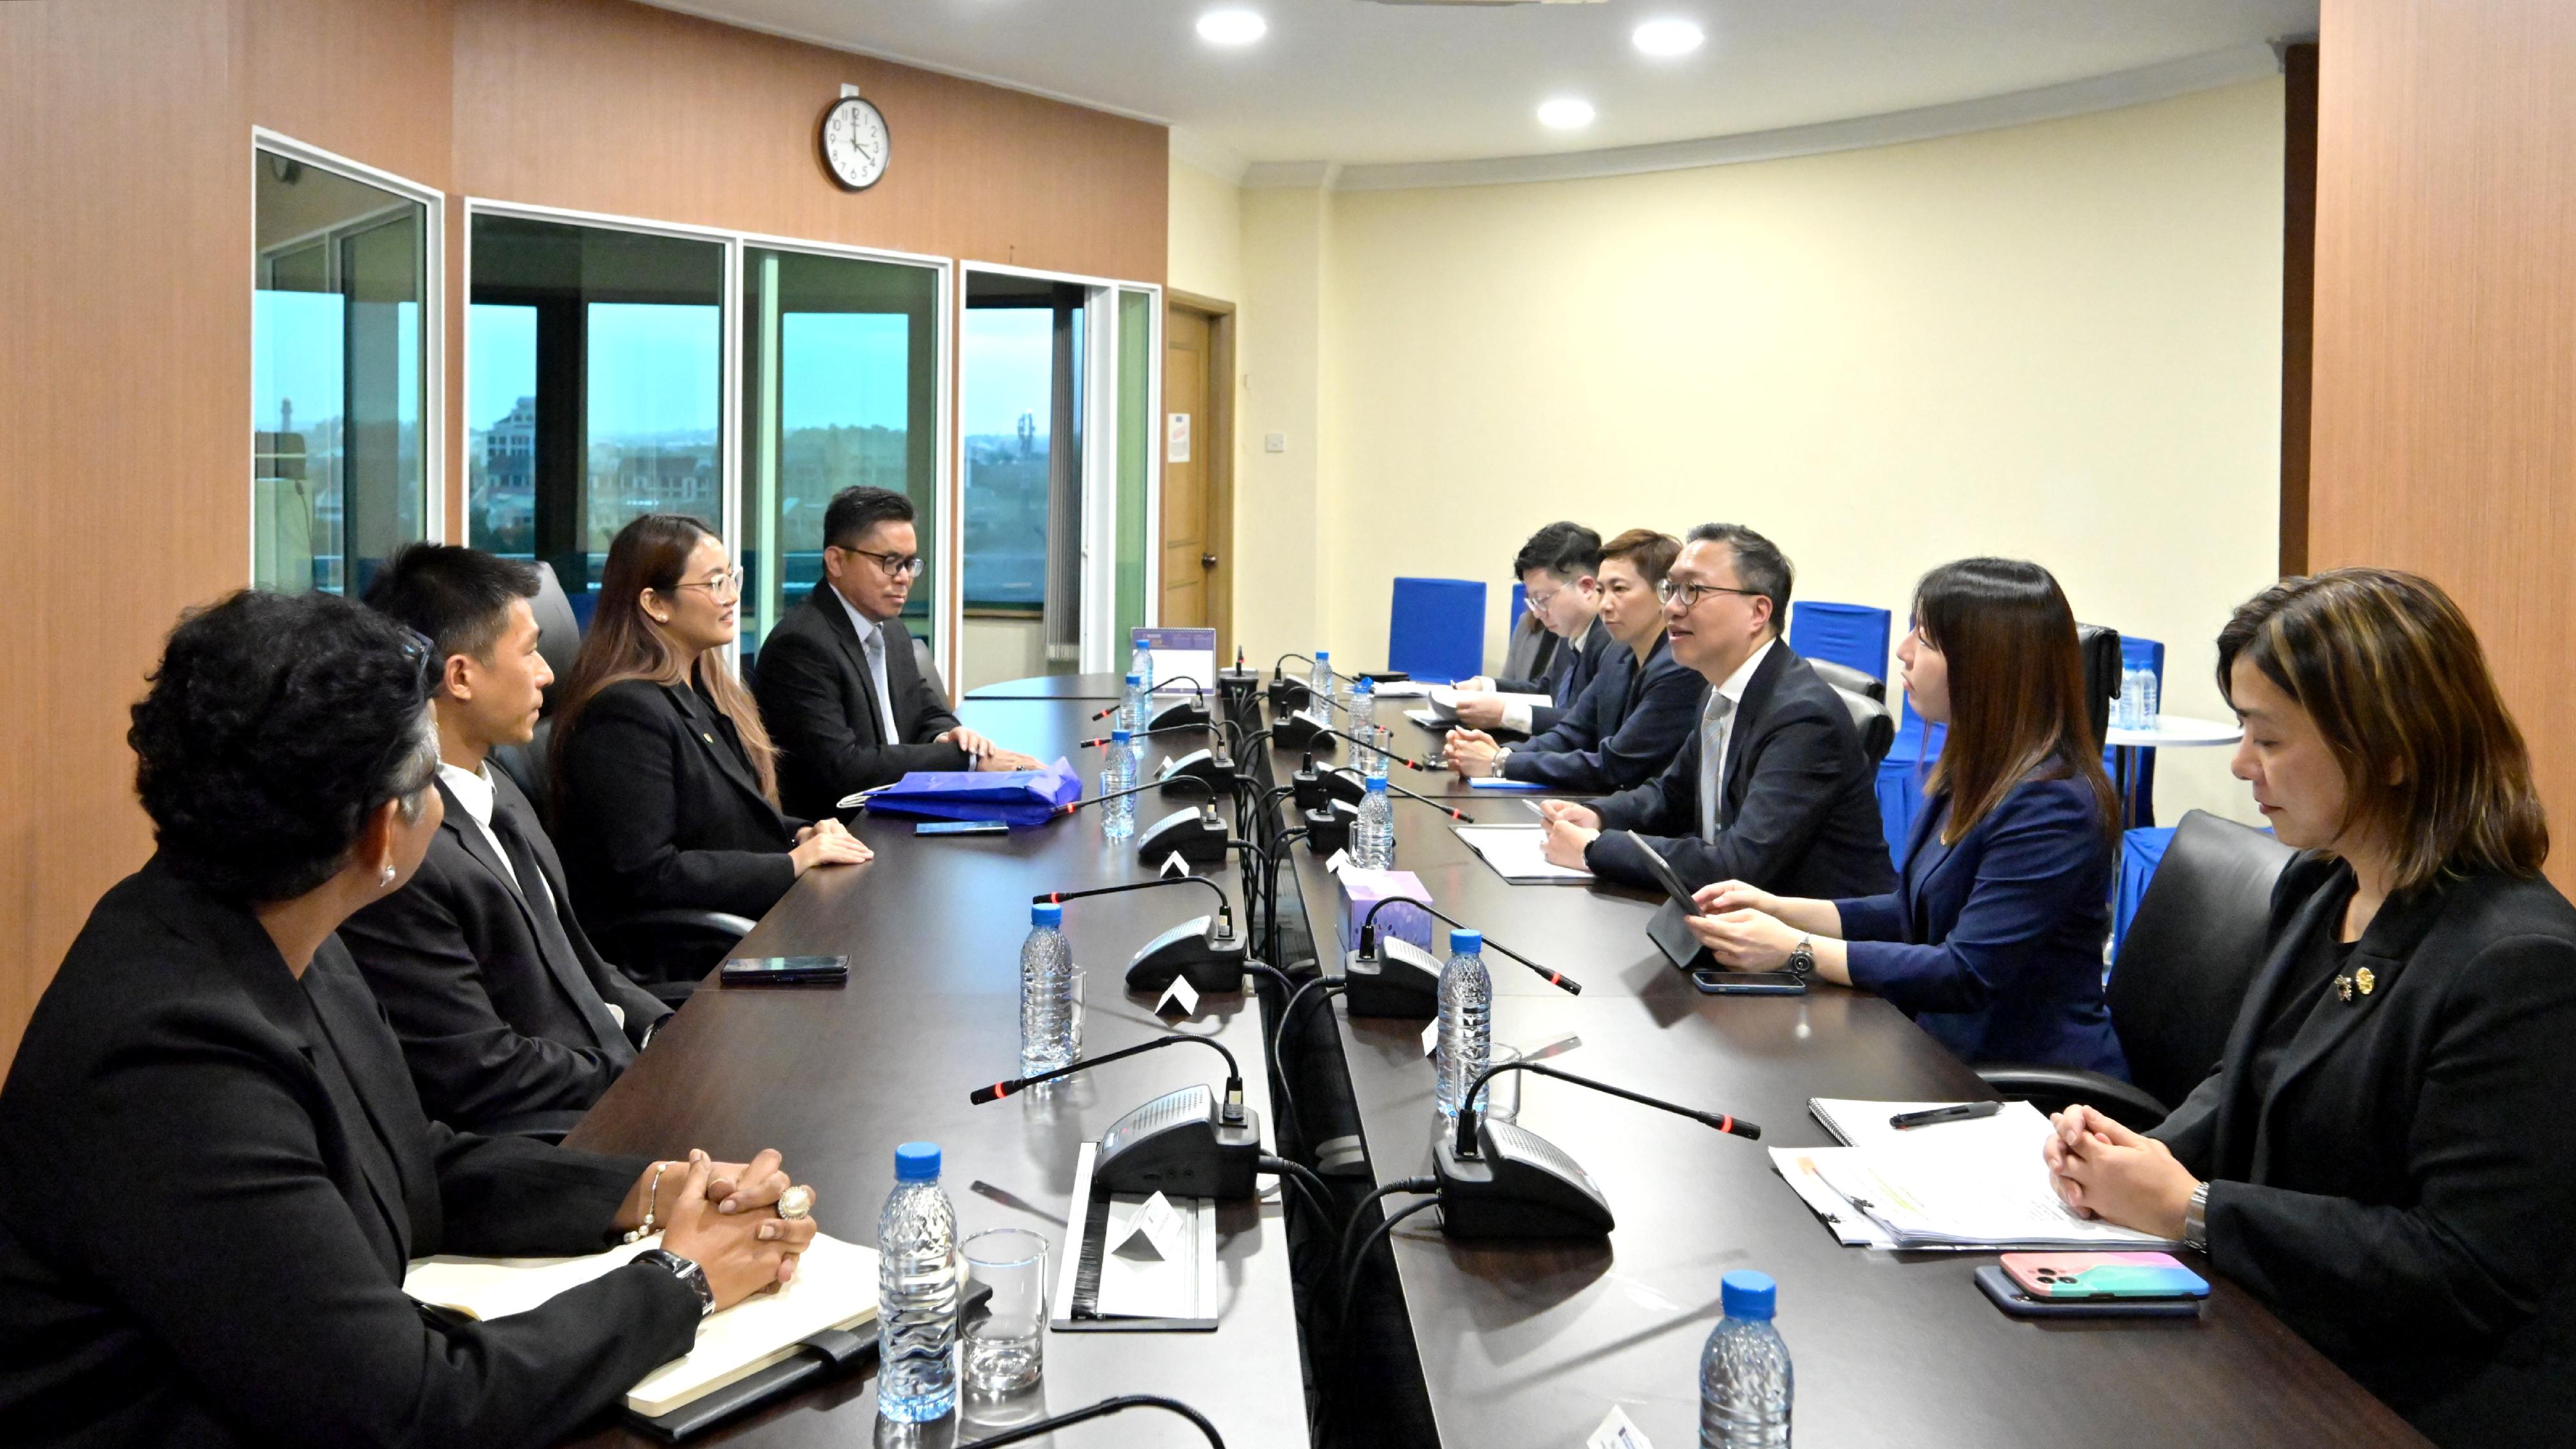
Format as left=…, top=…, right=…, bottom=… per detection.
left=1632, top=18, right=1705, bottom=58
left=1196, top=8, right=1267, bottom=46
left=1536, top=97, right=1596, bottom=130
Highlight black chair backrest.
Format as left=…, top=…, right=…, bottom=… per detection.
left=530, top=562, right=583, bottom=715
left=911, top=634, right=952, bottom=712
left=2074, top=624, right=2121, bottom=748
left=1828, top=684, right=1896, bottom=768
left=2107, top=809, right=2296, bottom=1109
left=1807, top=658, right=1886, bottom=703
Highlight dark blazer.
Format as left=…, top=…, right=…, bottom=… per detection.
left=340, top=771, right=672, bottom=1134
left=0, top=858, right=701, bottom=1448
left=2149, top=856, right=2576, bottom=1447
left=755, top=584, right=965, bottom=819
left=1495, top=619, right=1615, bottom=736
left=555, top=676, right=804, bottom=929
left=1499, top=632, right=1705, bottom=794
left=1834, top=775, right=2124, bottom=1075
left=1587, top=642, right=1895, bottom=899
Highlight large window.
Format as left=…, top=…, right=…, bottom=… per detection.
left=253, top=147, right=430, bottom=594
left=466, top=215, right=724, bottom=607
left=961, top=276, right=1090, bottom=686
left=739, top=247, right=940, bottom=654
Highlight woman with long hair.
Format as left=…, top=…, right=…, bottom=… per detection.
left=2045, top=569, right=2576, bottom=1446
left=1685, top=556, right=2125, bottom=1073
left=551, top=515, right=869, bottom=959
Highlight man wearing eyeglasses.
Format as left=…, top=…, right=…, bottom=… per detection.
left=755, top=486, right=1043, bottom=820
left=1449, top=522, right=1610, bottom=736
left=1538, top=524, right=1893, bottom=901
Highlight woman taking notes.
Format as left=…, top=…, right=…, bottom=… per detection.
left=1685, top=557, right=2125, bottom=1074
left=0, top=592, right=817, bottom=1446
left=2044, top=569, right=2576, bottom=1446
left=551, top=515, right=869, bottom=961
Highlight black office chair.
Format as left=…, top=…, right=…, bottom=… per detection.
left=911, top=633, right=953, bottom=712
left=1828, top=685, right=1896, bottom=768
left=2075, top=623, right=2122, bottom=749
left=1976, top=809, right=2295, bottom=1128
left=1807, top=658, right=1886, bottom=703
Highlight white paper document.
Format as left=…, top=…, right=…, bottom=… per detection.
left=1428, top=685, right=1553, bottom=721
left=1786, top=1099, right=2181, bottom=1251
left=1370, top=679, right=1432, bottom=697
left=1768, top=1148, right=1895, bottom=1248
left=1452, top=824, right=1594, bottom=884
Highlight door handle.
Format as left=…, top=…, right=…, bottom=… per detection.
left=1200, top=553, right=1218, bottom=569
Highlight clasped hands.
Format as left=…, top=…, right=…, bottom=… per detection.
left=2041, top=1106, right=2201, bottom=1241
left=1441, top=728, right=1504, bottom=778
left=620, top=1148, right=822, bottom=1312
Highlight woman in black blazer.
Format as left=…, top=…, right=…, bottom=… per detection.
left=2044, top=569, right=2576, bottom=1447
left=0, top=591, right=816, bottom=1447
left=551, top=515, right=871, bottom=942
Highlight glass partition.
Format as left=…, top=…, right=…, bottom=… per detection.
left=253, top=149, right=428, bottom=594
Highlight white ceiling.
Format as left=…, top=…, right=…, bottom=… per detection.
left=647, top=0, right=2317, bottom=176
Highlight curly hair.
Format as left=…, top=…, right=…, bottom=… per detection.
left=130, top=590, right=442, bottom=904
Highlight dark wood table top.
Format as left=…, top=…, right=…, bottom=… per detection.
left=564, top=696, right=1308, bottom=1449
left=1274, top=781, right=2432, bottom=1447
left=965, top=671, right=1126, bottom=701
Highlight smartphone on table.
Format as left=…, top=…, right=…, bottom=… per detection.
left=719, top=954, right=850, bottom=987
left=1976, top=1253, right=2208, bottom=1319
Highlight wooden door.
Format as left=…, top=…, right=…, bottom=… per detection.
left=1161, top=307, right=1213, bottom=634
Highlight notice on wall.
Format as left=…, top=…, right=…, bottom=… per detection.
left=1167, top=412, right=1192, bottom=464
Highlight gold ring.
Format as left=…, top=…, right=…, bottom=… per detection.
left=777, top=1184, right=814, bottom=1220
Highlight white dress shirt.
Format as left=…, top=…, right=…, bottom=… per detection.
left=831, top=585, right=905, bottom=743
left=439, top=758, right=621, bottom=1030
left=1698, top=637, right=1777, bottom=841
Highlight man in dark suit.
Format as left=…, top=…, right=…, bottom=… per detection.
left=1540, top=524, right=1893, bottom=898
left=1450, top=522, right=1612, bottom=737
left=343, top=545, right=669, bottom=1135
left=755, top=486, right=1043, bottom=820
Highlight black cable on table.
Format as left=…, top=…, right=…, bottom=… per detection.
left=961, top=1394, right=1225, bottom=1448
left=1270, top=974, right=1345, bottom=1155
left=1336, top=1176, right=1439, bottom=1276
left=1257, top=1153, right=1332, bottom=1228
left=1336, top=1196, right=1441, bottom=1353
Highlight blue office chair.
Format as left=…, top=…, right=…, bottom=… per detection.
left=1787, top=600, right=1891, bottom=685
left=1387, top=578, right=1486, bottom=683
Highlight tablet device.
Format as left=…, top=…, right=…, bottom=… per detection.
left=1693, top=969, right=1806, bottom=995
left=1631, top=833, right=1716, bottom=972
left=916, top=819, right=1010, bottom=836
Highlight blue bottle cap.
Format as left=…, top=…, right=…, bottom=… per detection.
left=1365, top=774, right=1389, bottom=791
left=1315, top=650, right=1330, bottom=661
left=1032, top=902, right=1062, bottom=927
left=1448, top=927, right=1482, bottom=954
left=1112, top=727, right=1132, bottom=743
left=1721, top=1269, right=1777, bottom=1320
left=1354, top=676, right=1374, bottom=692
left=1126, top=673, right=1142, bottom=685
left=895, top=1141, right=942, bottom=1182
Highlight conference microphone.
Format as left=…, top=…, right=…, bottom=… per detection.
left=1327, top=768, right=1472, bottom=820
left=1088, top=676, right=1213, bottom=732
left=970, top=1035, right=1260, bottom=1199
left=958, top=1394, right=1225, bottom=1449
left=1035, top=877, right=1249, bottom=996
left=1059, top=775, right=1231, bottom=865
left=1077, top=723, right=1213, bottom=748
left=1347, top=895, right=1580, bottom=1018
left=1434, top=1061, right=1760, bottom=1238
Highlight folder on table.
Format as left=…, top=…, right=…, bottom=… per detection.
left=1452, top=824, right=1594, bottom=884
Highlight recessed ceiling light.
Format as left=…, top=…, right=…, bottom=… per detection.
left=1537, top=97, right=1596, bottom=130
left=1196, top=8, right=1266, bottom=46
left=1632, top=19, right=1704, bottom=57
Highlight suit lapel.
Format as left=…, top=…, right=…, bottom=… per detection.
left=435, top=779, right=542, bottom=938
left=2248, top=879, right=2447, bottom=1173
left=660, top=682, right=781, bottom=823
left=472, top=776, right=630, bottom=1051
left=1719, top=644, right=1788, bottom=820
left=298, top=949, right=419, bottom=1263
left=813, top=583, right=891, bottom=748
left=2209, top=867, right=2348, bottom=1170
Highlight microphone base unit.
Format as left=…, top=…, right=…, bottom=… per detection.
left=1270, top=711, right=1335, bottom=752
left=1432, top=1117, right=1617, bottom=1239
left=1300, top=800, right=1357, bottom=855
left=1343, top=937, right=1441, bottom=1018
left=1126, top=915, right=1250, bottom=996
left=1157, top=748, right=1238, bottom=797
left=1137, top=806, right=1232, bottom=866
left=1094, top=1084, right=1264, bottom=1200
left=1320, top=769, right=1367, bottom=806
left=1148, top=697, right=1213, bottom=732
left=1266, top=677, right=1312, bottom=713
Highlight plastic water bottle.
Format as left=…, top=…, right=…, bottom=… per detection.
left=1130, top=639, right=1155, bottom=694
left=2114, top=665, right=2137, bottom=730
left=1699, top=1270, right=1792, bottom=1447
left=1434, top=927, right=1492, bottom=1120
left=1352, top=774, right=1396, bottom=869
left=1349, top=676, right=1378, bottom=748
left=2137, top=667, right=2159, bottom=730
left=1312, top=649, right=1335, bottom=708
left=1019, top=902, right=1077, bottom=1077
left=1101, top=729, right=1137, bottom=840
left=876, top=1142, right=960, bottom=1424
left=1121, top=672, right=1148, bottom=735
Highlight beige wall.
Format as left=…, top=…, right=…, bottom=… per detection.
left=1167, top=157, right=1244, bottom=304
left=1217, top=79, right=2284, bottom=825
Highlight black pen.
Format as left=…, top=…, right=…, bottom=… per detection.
left=1889, top=1101, right=2002, bottom=1130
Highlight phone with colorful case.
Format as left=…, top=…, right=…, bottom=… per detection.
left=2002, top=1252, right=2210, bottom=1300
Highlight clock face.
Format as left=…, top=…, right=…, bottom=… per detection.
left=820, top=97, right=889, bottom=191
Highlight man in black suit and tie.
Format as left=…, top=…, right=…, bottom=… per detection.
left=343, top=545, right=670, bottom=1135
left=1539, top=523, right=1894, bottom=898
left=754, top=486, right=1043, bottom=820
left=1449, top=522, right=1614, bottom=736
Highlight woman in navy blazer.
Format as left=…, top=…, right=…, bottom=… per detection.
left=1686, top=558, right=2125, bottom=1075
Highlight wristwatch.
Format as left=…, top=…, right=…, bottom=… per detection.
left=1489, top=746, right=1511, bottom=777
left=2183, top=1182, right=2211, bottom=1252
left=634, top=1247, right=717, bottom=1318
left=1785, top=936, right=1815, bottom=981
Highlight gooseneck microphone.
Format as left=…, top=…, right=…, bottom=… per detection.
left=1036, top=877, right=1251, bottom=996
left=970, top=1033, right=1244, bottom=1116
left=1087, top=675, right=1211, bottom=722
left=960, top=1394, right=1225, bottom=1449
left=1056, top=773, right=1213, bottom=815
left=1327, top=768, right=1475, bottom=822
left=972, top=1036, right=1264, bottom=1199
left=1450, top=1061, right=1757, bottom=1160
left=1077, top=722, right=1214, bottom=748
left=1312, top=727, right=1431, bottom=772
left=1433, top=1062, right=1760, bottom=1238
left=1358, top=895, right=1580, bottom=996
left=1036, top=876, right=1235, bottom=936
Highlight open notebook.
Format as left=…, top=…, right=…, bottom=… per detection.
left=403, top=1232, right=879, bottom=1417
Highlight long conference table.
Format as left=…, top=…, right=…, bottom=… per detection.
left=565, top=671, right=2428, bottom=1448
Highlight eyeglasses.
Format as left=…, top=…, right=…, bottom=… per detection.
left=1656, top=578, right=1765, bottom=611
left=835, top=545, right=925, bottom=580
left=674, top=567, right=744, bottom=602
left=1523, top=585, right=1559, bottom=616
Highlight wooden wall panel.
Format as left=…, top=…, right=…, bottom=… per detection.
left=2310, top=0, right=2576, bottom=892
left=0, top=0, right=252, bottom=1069
left=451, top=0, right=1168, bottom=283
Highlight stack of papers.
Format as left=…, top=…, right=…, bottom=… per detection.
left=1770, top=1099, right=2181, bottom=1251
left=1427, top=685, right=1553, bottom=721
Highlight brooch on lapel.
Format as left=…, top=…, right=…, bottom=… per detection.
left=2333, top=967, right=2377, bottom=1003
